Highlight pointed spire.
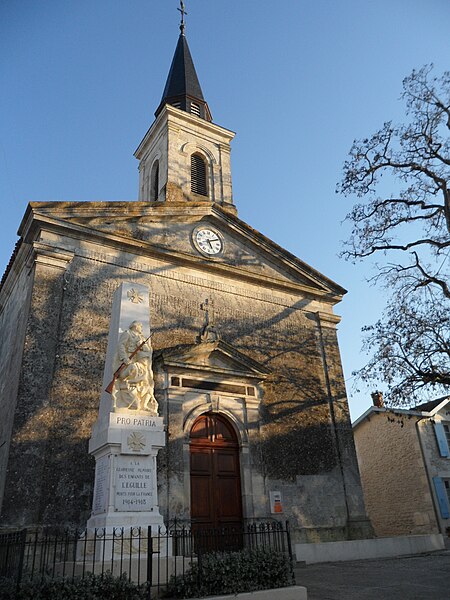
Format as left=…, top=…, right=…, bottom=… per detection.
left=155, top=5, right=212, bottom=122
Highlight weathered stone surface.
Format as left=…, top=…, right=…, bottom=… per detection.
left=354, top=406, right=448, bottom=537
left=0, top=201, right=371, bottom=542
left=0, top=244, right=34, bottom=518
left=135, top=105, right=235, bottom=213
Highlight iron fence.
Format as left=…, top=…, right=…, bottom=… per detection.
left=0, top=520, right=293, bottom=598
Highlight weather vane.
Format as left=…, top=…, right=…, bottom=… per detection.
left=178, top=1, right=187, bottom=34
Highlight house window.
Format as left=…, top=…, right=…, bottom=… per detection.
left=445, top=480, right=450, bottom=507
left=191, top=153, right=208, bottom=196
left=191, top=102, right=201, bottom=117
left=150, top=161, right=159, bottom=201
left=443, top=423, right=450, bottom=447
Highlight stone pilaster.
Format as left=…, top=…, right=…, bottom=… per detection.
left=316, top=311, right=373, bottom=539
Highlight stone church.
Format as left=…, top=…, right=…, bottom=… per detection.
left=0, top=24, right=371, bottom=544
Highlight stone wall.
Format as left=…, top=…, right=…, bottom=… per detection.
left=0, top=243, right=34, bottom=517
left=0, top=222, right=370, bottom=542
left=354, top=411, right=438, bottom=536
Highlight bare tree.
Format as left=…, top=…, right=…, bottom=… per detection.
left=338, top=65, right=450, bottom=406
left=357, top=294, right=450, bottom=405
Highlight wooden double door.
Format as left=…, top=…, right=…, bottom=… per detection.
left=190, top=413, right=243, bottom=533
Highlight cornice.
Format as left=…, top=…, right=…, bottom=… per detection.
left=316, top=311, right=342, bottom=328
left=30, top=242, right=74, bottom=270
left=165, top=105, right=236, bottom=140
left=0, top=240, right=72, bottom=316
left=158, top=361, right=267, bottom=381
left=209, top=206, right=347, bottom=298
left=157, top=339, right=270, bottom=380
left=134, top=104, right=235, bottom=160
left=18, top=203, right=344, bottom=303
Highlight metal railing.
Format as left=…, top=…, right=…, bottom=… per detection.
left=0, top=520, right=293, bottom=598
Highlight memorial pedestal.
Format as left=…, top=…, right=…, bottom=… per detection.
left=87, top=411, right=165, bottom=533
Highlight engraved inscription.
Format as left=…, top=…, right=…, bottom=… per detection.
left=115, top=456, right=154, bottom=512
left=92, top=455, right=109, bottom=515
left=76, top=248, right=308, bottom=309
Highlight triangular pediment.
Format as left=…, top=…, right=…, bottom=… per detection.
left=157, top=340, right=270, bottom=381
left=19, top=201, right=346, bottom=301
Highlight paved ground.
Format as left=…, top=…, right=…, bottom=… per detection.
left=294, top=551, right=450, bottom=600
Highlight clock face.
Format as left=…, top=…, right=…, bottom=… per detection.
left=194, top=228, right=223, bottom=256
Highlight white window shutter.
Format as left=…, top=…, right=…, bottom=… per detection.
left=434, top=423, right=450, bottom=457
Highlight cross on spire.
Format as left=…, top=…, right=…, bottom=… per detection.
left=178, top=1, right=187, bottom=34
left=155, top=1, right=212, bottom=122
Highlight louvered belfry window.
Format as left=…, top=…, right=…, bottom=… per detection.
left=191, top=153, right=208, bottom=196
left=191, top=102, right=201, bottom=117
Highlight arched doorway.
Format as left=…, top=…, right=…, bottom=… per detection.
left=190, top=413, right=243, bottom=532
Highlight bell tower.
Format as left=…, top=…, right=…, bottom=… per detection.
left=134, top=9, right=236, bottom=215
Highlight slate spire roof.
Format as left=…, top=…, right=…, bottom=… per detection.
left=155, top=32, right=212, bottom=122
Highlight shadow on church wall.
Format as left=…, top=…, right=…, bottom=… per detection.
left=2, top=248, right=352, bottom=527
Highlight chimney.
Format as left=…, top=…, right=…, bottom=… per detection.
left=371, top=391, right=384, bottom=408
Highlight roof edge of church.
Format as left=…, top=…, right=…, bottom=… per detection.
left=0, top=238, right=22, bottom=293
left=11, top=201, right=347, bottom=300
left=212, top=204, right=348, bottom=298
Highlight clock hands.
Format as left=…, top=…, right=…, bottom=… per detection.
left=206, top=236, right=220, bottom=249
left=194, top=228, right=223, bottom=255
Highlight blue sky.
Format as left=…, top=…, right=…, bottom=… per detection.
left=1, top=0, right=449, bottom=420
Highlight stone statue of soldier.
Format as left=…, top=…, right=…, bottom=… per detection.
left=111, top=321, right=158, bottom=415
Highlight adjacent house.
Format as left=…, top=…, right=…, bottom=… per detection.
left=353, top=395, right=450, bottom=538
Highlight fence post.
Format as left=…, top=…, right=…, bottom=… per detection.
left=15, top=529, right=27, bottom=593
left=285, top=521, right=295, bottom=585
left=197, top=546, right=202, bottom=591
left=146, top=526, right=153, bottom=600
left=1, top=535, right=10, bottom=579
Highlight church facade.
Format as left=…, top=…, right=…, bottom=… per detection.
left=0, top=28, right=371, bottom=543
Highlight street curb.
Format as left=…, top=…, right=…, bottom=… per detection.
left=197, top=585, right=307, bottom=599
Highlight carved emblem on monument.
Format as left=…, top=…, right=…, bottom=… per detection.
left=110, top=321, right=159, bottom=415
left=127, top=431, right=147, bottom=453
left=127, top=288, right=144, bottom=304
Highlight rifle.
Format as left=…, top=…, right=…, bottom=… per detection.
left=105, top=333, right=152, bottom=394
